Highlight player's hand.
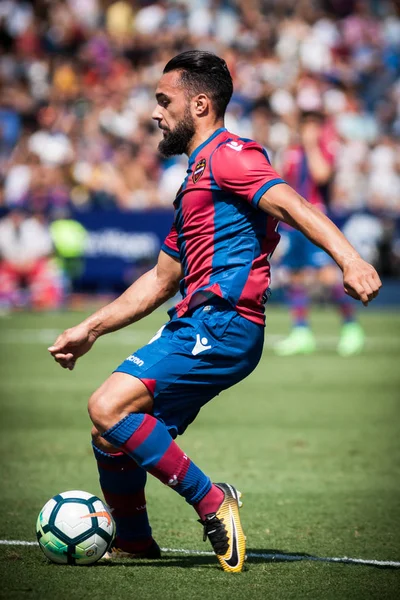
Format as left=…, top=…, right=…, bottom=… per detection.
left=342, top=257, right=382, bottom=306
left=48, top=323, right=98, bottom=370
left=300, top=121, right=322, bottom=149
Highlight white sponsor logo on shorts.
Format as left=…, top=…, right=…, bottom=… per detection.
left=126, top=354, right=144, bottom=367
left=192, top=335, right=212, bottom=356
left=148, top=324, right=166, bottom=344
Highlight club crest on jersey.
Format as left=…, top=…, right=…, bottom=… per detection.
left=192, top=158, right=206, bottom=183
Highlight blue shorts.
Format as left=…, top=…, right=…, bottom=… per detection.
left=280, top=228, right=333, bottom=270
left=114, top=299, right=264, bottom=438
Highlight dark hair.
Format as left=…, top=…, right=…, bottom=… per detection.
left=163, top=50, right=233, bottom=119
left=300, top=110, right=325, bottom=123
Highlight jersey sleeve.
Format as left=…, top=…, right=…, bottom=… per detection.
left=212, top=140, right=286, bottom=207
left=161, top=222, right=180, bottom=259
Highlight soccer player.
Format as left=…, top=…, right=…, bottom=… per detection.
left=49, top=51, right=381, bottom=573
left=275, top=111, right=365, bottom=356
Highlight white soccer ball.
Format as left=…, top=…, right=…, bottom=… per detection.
left=36, top=490, right=115, bottom=565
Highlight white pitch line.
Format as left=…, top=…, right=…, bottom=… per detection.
left=162, top=548, right=400, bottom=568
left=1, top=540, right=399, bottom=568
left=244, top=552, right=400, bottom=568
left=0, top=540, right=38, bottom=546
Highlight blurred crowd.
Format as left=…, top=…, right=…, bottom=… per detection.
left=0, top=0, right=399, bottom=309
left=1, top=0, right=400, bottom=214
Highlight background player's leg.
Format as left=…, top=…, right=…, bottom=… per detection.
left=287, top=277, right=310, bottom=328
left=275, top=230, right=316, bottom=356
left=89, top=373, right=224, bottom=520
left=275, top=271, right=316, bottom=356
left=92, top=430, right=157, bottom=556
left=0, top=262, right=20, bottom=310
left=319, top=265, right=365, bottom=356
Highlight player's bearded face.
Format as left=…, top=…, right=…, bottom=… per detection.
left=158, top=104, right=196, bottom=157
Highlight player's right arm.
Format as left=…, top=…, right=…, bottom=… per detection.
left=212, top=139, right=381, bottom=306
left=48, top=249, right=182, bottom=370
left=258, top=184, right=381, bottom=305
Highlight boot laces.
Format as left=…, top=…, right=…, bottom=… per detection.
left=199, top=514, right=229, bottom=555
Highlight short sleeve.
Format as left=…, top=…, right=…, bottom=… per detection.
left=161, top=222, right=180, bottom=259
left=212, top=140, right=286, bottom=207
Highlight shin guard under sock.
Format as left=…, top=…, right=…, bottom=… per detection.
left=331, top=283, right=356, bottom=323
left=102, top=413, right=212, bottom=506
left=92, top=444, right=153, bottom=552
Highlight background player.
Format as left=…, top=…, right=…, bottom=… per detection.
left=48, top=51, right=381, bottom=573
left=275, top=111, right=365, bottom=356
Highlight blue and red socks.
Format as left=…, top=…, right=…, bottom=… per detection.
left=102, top=413, right=223, bottom=520
left=331, top=283, right=356, bottom=323
left=193, top=486, right=225, bottom=521
left=288, top=282, right=356, bottom=326
left=92, top=444, right=153, bottom=553
left=287, top=283, right=310, bottom=328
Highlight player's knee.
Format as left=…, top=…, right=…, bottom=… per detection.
left=91, top=425, right=101, bottom=446
left=91, top=425, right=106, bottom=448
left=91, top=426, right=121, bottom=454
left=88, top=388, right=145, bottom=434
left=88, top=390, right=118, bottom=433
left=88, top=374, right=153, bottom=434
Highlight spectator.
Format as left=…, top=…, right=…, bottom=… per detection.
left=0, top=0, right=397, bottom=230
left=0, top=208, right=64, bottom=310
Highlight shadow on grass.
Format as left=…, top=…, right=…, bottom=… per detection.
left=98, top=555, right=217, bottom=569
left=95, top=549, right=400, bottom=571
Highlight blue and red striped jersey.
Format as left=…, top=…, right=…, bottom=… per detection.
left=162, top=128, right=286, bottom=325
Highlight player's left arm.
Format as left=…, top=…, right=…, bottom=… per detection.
left=259, top=183, right=382, bottom=305
left=48, top=249, right=182, bottom=369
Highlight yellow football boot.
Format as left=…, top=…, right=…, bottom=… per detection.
left=199, top=483, right=245, bottom=573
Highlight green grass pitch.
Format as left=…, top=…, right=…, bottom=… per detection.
left=0, top=307, right=399, bottom=599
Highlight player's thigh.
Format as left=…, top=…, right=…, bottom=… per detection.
left=88, top=372, right=153, bottom=433
left=318, top=264, right=340, bottom=286
left=114, top=304, right=264, bottom=438
left=289, top=269, right=309, bottom=286
left=307, top=239, right=334, bottom=271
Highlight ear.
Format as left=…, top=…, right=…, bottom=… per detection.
left=192, top=93, right=210, bottom=117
